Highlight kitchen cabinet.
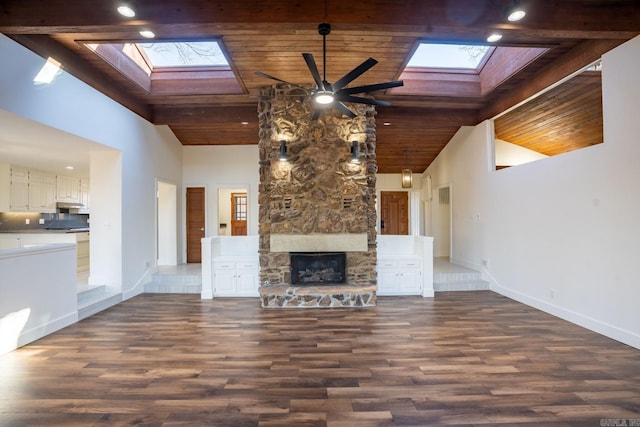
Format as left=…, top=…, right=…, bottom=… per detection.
left=9, top=165, right=29, bottom=211
left=0, top=232, right=89, bottom=273
left=79, top=178, right=90, bottom=213
left=212, top=257, right=259, bottom=296
left=28, top=169, right=56, bottom=213
left=377, top=257, right=423, bottom=295
left=56, top=174, right=81, bottom=203
left=0, top=164, right=57, bottom=213
left=0, top=234, right=21, bottom=250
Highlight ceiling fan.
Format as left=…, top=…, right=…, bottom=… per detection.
left=256, top=23, right=403, bottom=119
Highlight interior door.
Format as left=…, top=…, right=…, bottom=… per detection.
left=230, top=192, right=248, bottom=236
left=186, top=187, right=205, bottom=263
left=380, top=191, right=409, bottom=235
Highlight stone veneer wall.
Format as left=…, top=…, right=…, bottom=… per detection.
left=257, top=83, right=378, bottom=308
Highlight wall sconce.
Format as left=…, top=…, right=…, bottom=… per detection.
left=350, top=140, right=360, bottom=163
left=279, top=140, right=287, bottom=161
left=401, top=169, right=413, bottom=188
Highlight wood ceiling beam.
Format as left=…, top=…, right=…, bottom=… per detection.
left=1, top=1, right=638, bottom=40
left=153, top=105, right=258, bottom=126
left=478, top=39, right=623, bottom=122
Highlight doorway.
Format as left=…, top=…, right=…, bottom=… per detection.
left=186, top=187, right=205, bottom=263
left=432, top=185, right=451, bottom=257
left=230, top=192, right=247, bottom=236
left=157, top=180, right=177, bottom=266
left=380, top=191, right=409, bottom=235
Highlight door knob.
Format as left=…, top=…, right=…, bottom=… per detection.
left=200, top=227, right=205, bottom=231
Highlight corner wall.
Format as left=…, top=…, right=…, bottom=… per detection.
left=424, top=35, right=640, bottom=349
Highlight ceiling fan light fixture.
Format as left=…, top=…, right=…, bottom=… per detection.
left=314, top=90, right=334, bottom=104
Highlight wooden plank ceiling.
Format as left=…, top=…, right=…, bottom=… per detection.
left=1, top=0, right=638, bottom=173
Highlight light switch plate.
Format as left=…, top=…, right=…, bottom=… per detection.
left=39, top=218, right=45, bottom=224
left=25, top=218, right=30, bottom=224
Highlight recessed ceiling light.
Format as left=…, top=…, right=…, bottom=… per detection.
left=117, top=5, right=136, bottom=18
left=65, top=166, right=75, bottom=170
left=241, top=121, right=249, bottom=125
left=507, top=9, right=526, bottom=22
left=383, top=122, right=391, bottom=126
left=487, top=33, right=503, bottom=43
left=139, top=30, right=155, bottom=39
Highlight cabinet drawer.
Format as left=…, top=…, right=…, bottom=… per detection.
left=213, top=262, right=235, bottom=270
left=398, top=260, right=421, bottom=269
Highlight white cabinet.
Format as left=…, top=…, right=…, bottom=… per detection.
left=0, top=164, right=57, bottom=213
left=0, top=234, right=21, bottom=250
left=28, top=169, right=56, bottom=213
left=377, top=257, right=423, bottom=295
left=213, top=257, right=259, bottom=296
left=79, top=178, right=90, bottom=213
left=9, top=166, right=29, bottom=211
left=56, top=175, right=80, bottom=203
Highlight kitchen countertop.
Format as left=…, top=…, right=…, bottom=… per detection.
left=0, top=228, right=90, bottom=234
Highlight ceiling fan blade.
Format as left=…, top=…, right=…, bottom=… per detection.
left=255, top=71, right=307, bottom=90
left=334, top=101, right=357, bottom=119
left=337, top=94, right=392, bottom=107
left=302, top=53, right=325, bottom=90
left=332, top=58, right=378, bottom=91
left=339, top=80, right=404, bottom=95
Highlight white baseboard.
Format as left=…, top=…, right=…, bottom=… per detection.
left=15, top=311, right=78, bottom=351
left=122, top=266, right=156, bottom=300
left=487, top=273, right=640, bottom=350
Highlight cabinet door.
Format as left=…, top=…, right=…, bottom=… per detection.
left=56, top=175, right=80, bottom=202
left=236, top=268, right=258, bottom=296
left=10, top=166, right=29, bottom=211
left=79, top=178, right=90, bottom=213
left=377, top=269, right=398, bottom=295
left=214, top=268, right=236, bottom=295
left=0, top=236, right=21, bottom=250
left=399, top=269, right=422, bottom=293
left=42, top=173, right=56, bottom=212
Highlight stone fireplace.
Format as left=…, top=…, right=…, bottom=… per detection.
left=257, top=83, right=377, bottom=308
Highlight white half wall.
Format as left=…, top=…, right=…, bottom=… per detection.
left=424, top=35, right=640, bottom=349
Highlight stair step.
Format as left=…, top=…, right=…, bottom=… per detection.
left=78, top=287, right=122, bottom=320
left=150, top=273, right=202, bottom=284
left=144, top=281, right=202, bottom=294
left=434, top=279, right=490, bottom=292
left=77, top=285, right=107, bottom=306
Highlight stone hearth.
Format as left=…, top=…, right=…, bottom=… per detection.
left=257, top=83, right=378, bottom=308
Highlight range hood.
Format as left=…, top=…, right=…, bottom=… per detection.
left=56, top=201, right=85, bottom=209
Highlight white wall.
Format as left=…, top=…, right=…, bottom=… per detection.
left=0, top=35, right=183, bottom=295
left=183, top=146, right=259, bottom=241
left=424, top=36, right=640, bottom=349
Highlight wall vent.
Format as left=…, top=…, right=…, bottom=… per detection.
left=439, top=187, right=450, bottom=204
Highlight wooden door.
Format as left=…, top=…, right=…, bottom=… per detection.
left=186, top=187, right=205, bottom=263
left=230, top=192, right=247, bottom=236
left=380, top=191, right=409, bottom=235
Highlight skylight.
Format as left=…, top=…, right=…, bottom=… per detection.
left=407, top=43, right=492, bottom=70
left=136, top=41, right=229, bottom=68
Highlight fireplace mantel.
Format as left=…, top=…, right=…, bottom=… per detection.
left=270, top=233, right=368, bottom=252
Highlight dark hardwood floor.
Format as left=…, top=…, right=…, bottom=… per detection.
left=1, top=292, right=639, bottom=426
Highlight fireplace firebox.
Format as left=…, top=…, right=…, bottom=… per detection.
left=290, top=252, right=346, bottom=285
